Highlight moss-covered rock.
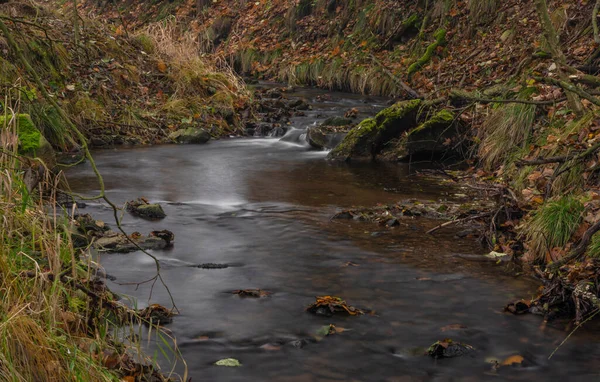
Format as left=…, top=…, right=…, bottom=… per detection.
left=0, top=114, right=55, bottom=167
left=406, top=109, right=456, bottom=154
left=381, top=109, right=462, bottom=161
left=328, top=99, right=422, bottom=161
left=168, top=127, right=211, bottom=144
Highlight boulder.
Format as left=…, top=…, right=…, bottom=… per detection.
left=168, top=127, right=211, bottom=144
left=382, top=109, right=462, bottom=161
left=0, top=114, right=56, bottom=168
left=306, top=126, right=328, bottom=150
left=327, top=99, right=422, bottom=161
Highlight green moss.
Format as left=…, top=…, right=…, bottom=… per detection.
left=0, top=114, right=41, bottom=152
left=375, top=99, right=422, bottom=126
left=328, top=99, right=422, bottom=160
left=407, top=29, right=446, bottom=77
left=409, top=109, right=454, bottom=135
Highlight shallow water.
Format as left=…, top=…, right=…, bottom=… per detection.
left=66, top=88, right=600, bottom=381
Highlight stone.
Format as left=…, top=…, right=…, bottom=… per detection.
left=306, top=126, right=328, bottom=150
left=328, top=99, right=422, bottom=161
left=135, top=203, right=167, bottom=219
left=168, top=127, right=211, bottom=144
left=126, top=199, right=166, bottom=220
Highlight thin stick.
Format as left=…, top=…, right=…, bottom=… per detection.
left=548, top=309, right=600, bottom=360
left=426, top=212, right=492, bottom=234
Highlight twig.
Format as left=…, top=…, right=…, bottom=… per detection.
left=449, top=88, right=567, bottom=105
left=426, top=212, right=492, bottom=234
left=548, top=308, right=599, bottom=360
left=535, top=76, right=600, bottom=106
left=593, top=0, right=600, bottom=44
left=367, top=53, right=422, bottom=99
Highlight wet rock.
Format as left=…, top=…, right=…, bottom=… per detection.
left=126, top=198, right=166, bottom=220
left=195, top=263, right=229, bottom=269
left=254, top=123, right=274, bottom=136
left=168, top=127, right=211, bottom=144
left=56, top=151, right=85, bottom=166
left=265, top=88, right=282, bottom=98
left=95, top=234, right=171, bottom=253
left=385, top=218, right=400, bottom=227
left=328, top=99, right=422, bottom=161
left=306, top=126, right=328, bottom=150
left=139, top=304, right=174, bottom=326
left=332, top=211, right=354, bottom=219
left=231, top=289, right=271, bottom=297
left=289, top=339, right=314, bottom=349
left=428, top=339, right=475, bottom=359
left=306, top=296, right=365, bottom=316
left=91, top=137, right=109, bottom=147
left=289, top=98, right=310, bottom=110
left=270, top=126, right=288, bottom=137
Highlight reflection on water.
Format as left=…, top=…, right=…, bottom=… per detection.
left=66, top=89, right=600, bottom=381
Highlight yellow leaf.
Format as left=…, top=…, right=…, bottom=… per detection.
left=501, top=354, right=524, bottom=366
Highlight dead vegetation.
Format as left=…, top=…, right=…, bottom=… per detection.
left=0, top=94, right=183, bottom=380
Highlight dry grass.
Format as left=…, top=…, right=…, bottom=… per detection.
left=478, top=103, right=536, bottom=170
left=0, top=91, right=182, bottom=381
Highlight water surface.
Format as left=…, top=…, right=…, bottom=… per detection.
left=66, top=89, right=600, bottom=381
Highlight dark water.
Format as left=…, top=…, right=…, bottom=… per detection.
left=66, top=89, right=600, bottom=381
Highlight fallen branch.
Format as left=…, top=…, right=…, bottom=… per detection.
left=594, top=0, right=600, bottom=44
left=368, top=53, right=422, bottom=99
left=518, top=140, right=600, bottom=167
left=426, top=212, right=492, bottom=234
left=449, top=88, right=567, bottom=105
left=535, top=76, right=600, bottom=106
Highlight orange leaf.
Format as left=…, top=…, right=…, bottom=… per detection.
left=501, top=355, right=524, bottom=366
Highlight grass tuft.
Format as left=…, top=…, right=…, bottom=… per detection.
left=523, top=195, right=584, bottom=263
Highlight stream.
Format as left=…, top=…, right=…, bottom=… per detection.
left=66, top=87, right=600, bottom=381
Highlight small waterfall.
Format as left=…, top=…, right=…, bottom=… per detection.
left=278, top=127, right=309, bottom=147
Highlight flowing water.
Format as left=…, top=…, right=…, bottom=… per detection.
left=66, top=87, right=600, bottom=381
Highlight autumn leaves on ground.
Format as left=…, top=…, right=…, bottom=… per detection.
left=1, top=0, right=600, bottom=379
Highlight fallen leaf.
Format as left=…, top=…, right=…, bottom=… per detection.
left=501, top=354, right=524, bottom=366
left=215, top=358, right=241, bottom=367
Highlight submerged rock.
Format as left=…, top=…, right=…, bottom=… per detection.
left=328, top=99, right=422, bottom=161
left=428, top=339, right=475, bottom=359
left=168, top=127, right=211, bottom=144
